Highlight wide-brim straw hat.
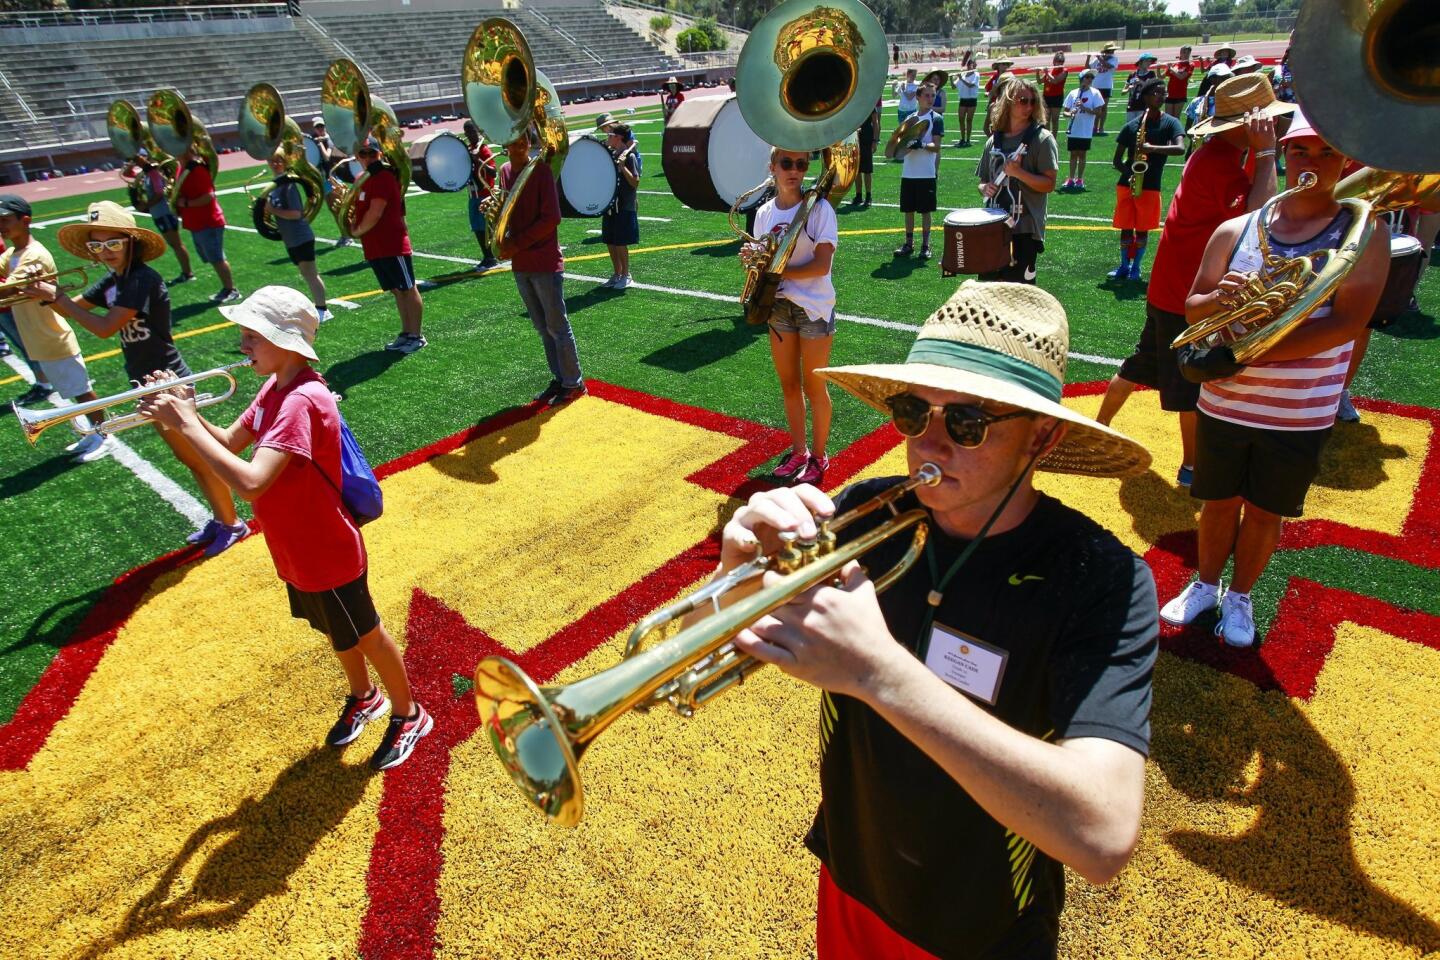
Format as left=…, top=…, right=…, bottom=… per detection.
left=1189, top=73, right=1295, bottom=136
left=1213, top=45, right=1237, bottom=59
left=1100, top=43, right=1117, bottom=53
left=57, top=200, right=166, bottom=263
left=219, top=285, right=319, bottom=361
left=991, top=58, right=1014, bottom=70
left=820, top=281, right=1150, bottom=477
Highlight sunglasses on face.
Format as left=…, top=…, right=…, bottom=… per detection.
left=86, top=238, right=129, bottom=254
left=777, top=156, right=809, bottom=172
left=885, top=393, right=1034, bottom=448
left=357, top=149, right=379, bottom=158
left=1015, top=96, right=1036, bottom=105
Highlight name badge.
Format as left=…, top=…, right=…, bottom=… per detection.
left=923, top=623, right=1008, bottom=705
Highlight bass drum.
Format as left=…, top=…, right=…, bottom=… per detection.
left=663, top=95, right=770, bottom=213
left=559, top=134, right=619, bottom=218
left=409, top=131, right=472, bottom=192
left=303, top=134, right=323, bottom=170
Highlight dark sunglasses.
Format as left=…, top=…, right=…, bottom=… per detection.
left=357, top=148, right=379, bottom=157
left=885, top=393, right=1033, bottom=448
left=1014, top=95, right=1036, bottom=105
left=777, top=156, right=810, bottom=172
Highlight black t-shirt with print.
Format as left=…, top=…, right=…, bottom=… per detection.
left=82, top=263, right=189, bottom=383
left=804, top=478, right=1157, bottom=959
left=1115, top=112, right=1185, bottom=192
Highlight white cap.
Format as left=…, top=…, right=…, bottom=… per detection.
left=311, top=115, right=325, bottom=126
left=220, top=285, right=319, bottom=361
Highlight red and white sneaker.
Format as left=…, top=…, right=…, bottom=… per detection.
left=369, top=703, right=433, bottom=771
left=326, top=688, right=390, bottom=746
left=794, top=454, right=829, bottom=486
left=773, top=449, right=810, bottom=480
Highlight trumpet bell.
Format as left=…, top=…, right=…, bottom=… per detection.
left=475, top=657, right=585, bottom=827
left=735, top=0, right=888, bottom=151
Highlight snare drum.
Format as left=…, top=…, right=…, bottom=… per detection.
left=662, top=95, right=770, bottom=213
left=408, top=132, right=471, bottom=193
left=1372, top=233, right=1425, bottom=327
left=941, top=209, right=1013, bottom=277
left=559, top=134, right=619, bottom=218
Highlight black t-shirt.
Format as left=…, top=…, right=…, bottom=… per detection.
left=612, top=150, right=640, bottom=213
left=1115, top=112, right=1185, bottom=192
left=82, top=264, right=189, bottom=383
left=805, top=478, right=1157, bottom=959
left=1124, top=69, right=1159, bottom=112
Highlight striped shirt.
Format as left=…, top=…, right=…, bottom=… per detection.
left=1199, top=208, right=1355, bottom=431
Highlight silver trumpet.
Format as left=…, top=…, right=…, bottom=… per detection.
left=14, top=360, right=252, bottom=446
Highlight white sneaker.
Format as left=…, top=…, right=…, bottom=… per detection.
left=384, top=333, right=427, bottom=354
left=1160, top=580, right=1222, bottom=626
left=316, top=307, right=333, bottom=324
left=1215, top=592, right=1256, bottom=648
left=598, top=276, right=618, bottom=289
left=1336, top=389, right=1360, bottom=423
left=72, top=433, right=114, bottom=462
left=614, top=275, right=632, bottom=290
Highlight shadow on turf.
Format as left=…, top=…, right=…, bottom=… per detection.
left=1151, top=657, right=1440, bottom=952
left=429, top=403, right=546, bottom=485
left=1097, top=277, right=1148, bottom=302
left=639, top=314, right=767, bottom=374
left=0, top=584, right=107, bottom=658
left=77, top=747, right=371, bottom=954
left=870, top=257, right=930, bottom=281
left=1378, top=308, right=1437, bottom=341
left=323, top=350, right=406, bottom=400
left=1314, top=421, right=1409, bottom=492
left=689, top=239, right=742, bottom=258
left=0, top=451, right=83, bottom=501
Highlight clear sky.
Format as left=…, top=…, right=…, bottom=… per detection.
left=1168, top=0, right=1203, bottom=14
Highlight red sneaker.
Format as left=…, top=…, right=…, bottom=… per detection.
left=773, top=449, right=810, bottom=479
left=794, top=454, right=829, bottom=486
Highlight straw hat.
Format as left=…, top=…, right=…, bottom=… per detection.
left=1189, top=73, right=1295, bottom=136
left=219, top=285, right=319, bottom=361
left=57, top=200, right=166, bottom=263
left=1213, top=45, right=1237, bottom=60
left=991, top=58, right=1014, bottom=70
left=820, top=281, right=1150, bottom=478
left=1100, top=43, right=1116, bottom=54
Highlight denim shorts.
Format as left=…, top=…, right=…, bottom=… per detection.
left=190, top=225, right=226, bottom=264
left=33, top=354, right=91, bottom=399
left=767, top=298, right=835, bottom=339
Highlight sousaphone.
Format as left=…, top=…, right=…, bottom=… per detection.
left=147, top=89, right=218, bottom=207
left=320, top=59, right=411, bottom=240
left=238, top=83, right=327, bottom=241
left=107, top=99, right=174, bottom=212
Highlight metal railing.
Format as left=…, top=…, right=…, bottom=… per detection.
left=526, top=7, right=606, bottom=67
left=301, top=15, right=381, bottom=84
left=0, top=68, right=37, bottom=121
left=1139, top=15, right=1297, bottom=45
left=606, top=0, right=747, bottom=35
left=0, top=4, right=289, bottom=30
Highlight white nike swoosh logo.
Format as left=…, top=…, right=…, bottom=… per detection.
left=1024, top=266, right=1038, bottom=281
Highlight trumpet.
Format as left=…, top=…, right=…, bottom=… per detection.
left=0, top=265, right=88, bottom=310
left=14, top=360, right=251, bottom=446
left=473, top=462, right=943, bottom=826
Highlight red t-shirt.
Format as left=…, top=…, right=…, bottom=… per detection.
left=353, top=166, right=412, bottom=260
left=1166, top=61, right=1194, bottom=101
left=500, top=160, right=563, bottom=274
left=1148, top=137, right=1253, bottom=315
left=239, top=366, right=367, bottom=592
left=1042, top=67, right=1066, bottom=98
left=177, top=163, right=225, bottom=231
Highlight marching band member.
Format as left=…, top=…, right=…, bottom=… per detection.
left=172, top=144, right=239, bottom=304
left=136, top=285, right=432, bottom=770
left=1164, top=46, right=1196, bottom=119
left=893, top=67, right=919, bottom=129
left=1162, top=110, right=1389, bottom=649
left=348, top=137, right=426, bottom=354
left=1121, top=52, right=1160, bottom=125
left=0, top=195, right=108, bottom=462
left=851, top=97, right=879, bottom=208
left=131, top=148, right=195, bottom=283
left=661, top=77, right=685, bottom=123
left=492, top=127, right=586, bottom=406
left=309, top=116, right=353, bottom=247
left=1040, top=52, right=1067, bottom=127
left=896, top=83, right=942, bottom=261
left=34, top=201, right=246, bottom=554
left=1061, top=68, right=1104, bottom=189
left=954, top=56, right=980, bottom=148
left=1107, top=79, right=1184, bottom=281
left=695, top=281, right=1156, bottom=958
left=1090, top=42, right=1119, bottom=136
left=601, top=123, right=641, bottom=290
left=263, top=149, right=330, bottom=323
left=463, top=120, right=499, bottom=272
left=976, top=78, right=1058, bottom=284
left=743, top=145, right=839, bottom=487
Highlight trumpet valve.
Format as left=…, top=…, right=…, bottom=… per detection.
left=774, top=531, right=804, bottom=574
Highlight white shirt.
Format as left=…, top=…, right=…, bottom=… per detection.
left=900, top=109, right=942, bottom=180
left=956, top=71, right=980, bottom=98
left=1091, top=54, right=1118, bottom=89
left=752, top=196, right=838, bottom=322
left=1062, top=88, right=1105, bottom=138
left=894, top=79, right=919, bottom=112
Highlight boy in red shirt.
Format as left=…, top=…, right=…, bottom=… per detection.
left=172, top=146, right=239, bottom=303
left=138, top=285, right=431, bottom=770
left=348, top=137, right=426, bottom=354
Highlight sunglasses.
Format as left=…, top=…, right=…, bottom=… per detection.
left=885, top=393, right=1033, bottom=448
left=357, top=150, right=379, bottom=158
left=1014, top=96, right=1036, bottom=105
left=85, top=238, right=129, bottom=253
left=777, top=156, right=810, bottom=172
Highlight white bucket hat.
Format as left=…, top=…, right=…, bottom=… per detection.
left=220, top=285, right=319, bottom=361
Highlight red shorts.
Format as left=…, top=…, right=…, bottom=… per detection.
left=1112, top=185, right=1163, bottom=231
left=816, top=864, right=940, bottom=960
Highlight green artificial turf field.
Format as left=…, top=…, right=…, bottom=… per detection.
left=1, top=88, right=1437, bottom=725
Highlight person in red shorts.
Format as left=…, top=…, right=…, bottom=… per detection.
left=137, top=285, right=432, bottom=771
left=1096, top=74, right=1291, bottom=487
left=172, top=145, right=238, bottom=303
left=1107, top=79, right=1184, bottom=281
left=348, top=137, right=426, bottom=354
left=1164, top=45, right=1195, bottom=118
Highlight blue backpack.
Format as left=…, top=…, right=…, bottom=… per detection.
left=317, top=411, right=383, bottom=526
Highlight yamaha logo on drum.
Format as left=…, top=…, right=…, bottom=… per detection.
left=671, top=145, right=697, bottom=154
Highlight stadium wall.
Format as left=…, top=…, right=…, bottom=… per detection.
left=0, top=17, right=293, bottom=46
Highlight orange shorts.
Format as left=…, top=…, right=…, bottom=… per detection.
left=1112, top=185, right=1162, bottom=231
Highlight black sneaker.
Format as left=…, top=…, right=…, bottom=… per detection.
left=369, top=703, right=433, bottom=771
left=533, top=379, right=562, bottom=403
left=547, top=383, right=588, bottom=407
left=326, top=687, right=390, bottom=747
left=169, top=272, right=197, bottom=285
left=894, top=241, right=914, bottom=257
left=14, top=382, right=53, bottom=406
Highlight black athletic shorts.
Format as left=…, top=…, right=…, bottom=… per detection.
left=1117, top=302, right=1201, bottom=412
left=1044, top=94, right=1064, bottom=109
left=369, top=254, right=417, bottom=292
left=286, top=240, right=316, bottom=265
left=900, top=177, right=937, bottom=213
left=288, top=569, right=381, bottom=652
left=958, top=98, right=978, bottom=109
left=978, top=234, right=1044, bottom=284
left=1166, top=97, right=1188, bottom=105
left=1192, top=412, right=1331, bottom=517
left=1067, top=136, right=1093, bottom=153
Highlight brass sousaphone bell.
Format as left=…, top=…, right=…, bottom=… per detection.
left=107, top=99, right=175, bottom=212
left=320, top=59, right=411, bottom=240
left=147, top=89, right=218, bottom=207
left=238, top=83, right=327, bottom=241
left=462, top=18, right=568, bottom=247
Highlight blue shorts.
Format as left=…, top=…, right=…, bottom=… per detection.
left=601, top=210, right=639, bottom=246
left=767, top=298, right=835, bottom=340
left=151, top=212, right=179, bottom=234
left=467, top=192, right=488, bottom=235
left=190, top=226, right=226, bottom=264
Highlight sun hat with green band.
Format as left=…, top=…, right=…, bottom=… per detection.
left=819, top=280, right=1151, bottom=477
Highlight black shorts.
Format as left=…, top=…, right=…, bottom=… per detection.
left=1117, top=303, right=1201, bottom=412
left=958, top=98, right=978, bottom=109
left=977, top=234, right=1045, bottom=284
left=1165, top=97, right=1188, bottom=105
left=369, top=254, right=416, bottom=292
left=1043, top=94, right=1064, bottom=109
left=286, top=240, right=316, bottom=265
left=601, top=210, right=639, bottom=246
left=1095, top=88, right=1112, bottom=102
left=287, top=569, right=380, bottom=652
left=1192, top=412, right=1331, bottom=517
left=900, top=177, right=937, bottom=213
left=1067, top=136, right=1092, bottom=153
left=858, top=148, right=874, bottom=174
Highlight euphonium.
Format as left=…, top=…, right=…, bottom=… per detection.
left=320, top=59, right=411, bottom=240
left=107, top=99, right=175, bottom=211
left=462, top=18, right=568, bottom=248
left=238, top=83, right=327, bottom=241
left=728, top=0, right=886, bottom=325
left=146, top=89, right=218, bottom=208
left=474, top=463, right=942, bottom=827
